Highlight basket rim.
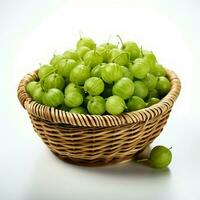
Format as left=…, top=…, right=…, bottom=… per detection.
left=17, top=68, right=181, bottom=127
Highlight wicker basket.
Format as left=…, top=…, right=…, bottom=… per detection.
left=17, top=69, right=181, bottom=166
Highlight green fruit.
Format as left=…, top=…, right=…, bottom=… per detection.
left=147, top=98, right=160, bottom=107
left=120, top=65, right=134, bottom=80
left=43, top=88, right=64, bottom=107
left=143, top=51, right=157, bottom=68
left=83, top=50, right=103, bottom=67
left=91, top=64, right=104, bottom=78
left=96, top=46, right=110, bottom=63
left=57, top=59, right=77, bottom=78
left=106, top=95, right=126, bottom=115
left=133, top=81, right=148, bottom=99
left=76, top=46, right=90, bottom=58
left=112, top=77, right=135, bottom=100
left=43, top=73, right=65, bottom=90
left=50, top=54, right=65, bottom=66
left=76, top=37, right=96, bottom=50
left=87, top=96, right=106, bottom=115
left=142, top=73, right=158, bottom=90
left=109, top=48, right=129, bottom=66
left=64, top=83, right=85, bottom=96
left=150, top=146, right=172, bottom=169
left=101, top=63, right=123, bottom=84
left=64, top=91, right=83, bottom=108
left=146, top=89, right=159, bottom=99
left=150, top=63, right=166, bottom=77
left=129, top=58, right=150, bottom=79
left=83, top=95, right=93, bottom=107
left=70, top=64, right=90, bottom=85
left=26, top=81, right=40, bottom=96
left=122, top=41, right=140, bottom=60
left=100, top=42, right=117, bottom=50
left=32, top=86, right=45, bottom=104
left=84, top=77, right=104, bottom=96
left=156, top=76, right=171, bottom=96
left=70, top=107, right=87, bottom=114
left=38, top=65, right=55, bottom=80
left=127, top=96, right=146, bottom=111
left=63, top=50, right=80, bottom=61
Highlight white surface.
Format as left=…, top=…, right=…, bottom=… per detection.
left=0, top=0, right=200, bottom=199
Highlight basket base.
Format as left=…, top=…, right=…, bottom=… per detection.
left=51, top=151, right=134, bottom=167
left=50, top=145, right=151, bottom=167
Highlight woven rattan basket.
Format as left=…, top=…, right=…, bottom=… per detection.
left=17, top=68, right=181, bottom=166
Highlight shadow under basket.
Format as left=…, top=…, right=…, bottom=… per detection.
left=17, top=69, right=181, bottom=166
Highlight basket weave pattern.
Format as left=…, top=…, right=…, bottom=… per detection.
left=17, top=69, right=181, bottom=166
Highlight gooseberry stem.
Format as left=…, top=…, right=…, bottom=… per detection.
left=53, top=50, right=57, bottom=57
left=111, top=52, right=129, bottom=62
left=40, top=68, right=57, bottom=81
left=116, top=35, right=124, bottom=47
left=107, top=34, right=111, bottom=44
left=79, top=31, right=83, bottom=39
left=140, top=46, right=144, bottom=57
left=94, top=48, right=100, bottom=56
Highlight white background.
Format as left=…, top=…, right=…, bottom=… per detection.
left=0, top=0, right=200, bottom=199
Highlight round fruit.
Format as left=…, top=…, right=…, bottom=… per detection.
left=122, top=41, right=140, bottom=60
left=26, top=81, right=40, bottom=96
left=83, top=95, right=93, bottom=107
left=83, top=50, right=103, bottom=67
left=147, top=98, right=160, bottom=107
left=64, top=91, right=83, bottom=108
left=50, top=54, right=65, bottom=66
left=91, top=64, right=104, bottom=78
left=143, top=50, right=157, bottom=68
left=101, top=63, right=123, bottom=84
left=146, top=89, right=159, bottom=99
left=96, top=46, right=110, bottom=63
left=105, top=95, right=126, bottom=115
left=87, top=96, right=106, bottom=115
left=100, top=42, right=117, bottom=50
left=76, top=46, right=90, bottom=58
left=38, top=65, right=55, bottom=80
left=64, top=83, right=85, bottom=96
left=142, top=73, right=158, bottom=90
left=127, top=96, right=146, bottom=111
left=63, top=50, right=80, bottom=61
left=120, top=65, right=134, bottom=80
left=150, top=63, right=166, bottom=77
left=43, top=88, right=64, bottom=107
left=109, top=48, right=129, bottom=66
left=149, top=146, right=172, bottom=169
left=70, top=64, right=90, bottom=85
left=70, top=107, right=87, bottom=114
left=112, top=77, right=135, bottom=100
left=129, top=58, right=150, bottom=79
left=156, top=76, right=171, bottom=96
left=84, top=77, right=104, bottom=96
left=133, top=81, right=148, bottom=99
left=32, top=86, right=45, bottom=104
left=57, top=59, right=77, bottom=78
left=43, top=73, right=65, bottom=90
left=76, top=37, right=96, bottom=50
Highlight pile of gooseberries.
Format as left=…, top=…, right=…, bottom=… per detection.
left=26, top=36, right=171, bottom=115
